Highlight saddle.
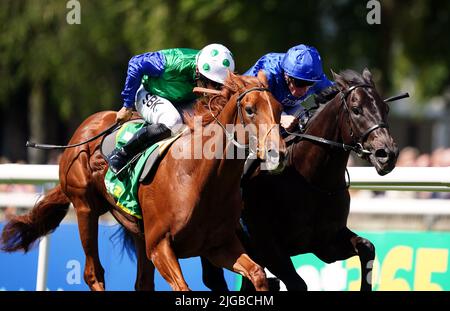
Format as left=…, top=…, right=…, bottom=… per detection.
left=100, top=119, right=187, bottom=182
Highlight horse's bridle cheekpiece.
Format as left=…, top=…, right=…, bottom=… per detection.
left=340, top=84, right=388, bottom=157
left=207, top=87, right=272, bottom=153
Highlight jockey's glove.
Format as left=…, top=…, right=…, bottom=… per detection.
left=116, top=106, right=133, bottom=124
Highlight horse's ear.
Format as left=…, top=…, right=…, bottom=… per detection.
left=331, top=69, right=347, bottom=90
left=330, top=68, right=338, bottom=80
left=257, top=70, right=269, bottom=88
left=225, top=70, right=234, bottom=84
left=224, top=70, right=241, bottom=93
left=362, top=68, right=374, bottom=85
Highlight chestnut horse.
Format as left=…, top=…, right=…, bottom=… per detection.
left=202, top=68, right=399, bottom=291
left=1, top=71, right=286, bottom=291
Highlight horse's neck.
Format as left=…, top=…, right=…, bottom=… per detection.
left=197, top=94, right=245, bottom=187
left=291, top=96, right=349, bottom=186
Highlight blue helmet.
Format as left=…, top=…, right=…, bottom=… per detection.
left=281, top=44, right=324, bottom=82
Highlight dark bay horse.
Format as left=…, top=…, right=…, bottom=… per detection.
left=203, top=68, right=399, bottom=291
left=1, top=71, right=286, bottom=291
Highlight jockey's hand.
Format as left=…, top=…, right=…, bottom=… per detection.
left=280, top=115, right=297, bottom=132
left=116, top=106, right=133, bottom=124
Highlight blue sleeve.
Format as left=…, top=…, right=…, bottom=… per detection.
left=244, top=63, right=260, bottom=77
left=244, top=53, right=284, bottom=96
left=120, top=51, right=165, bottom=108
left=245, top=66, right=275, bottom=89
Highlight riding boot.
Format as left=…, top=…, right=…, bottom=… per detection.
left=107, top=123, right=171, bottom=175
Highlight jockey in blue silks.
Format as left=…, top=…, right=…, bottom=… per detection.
left=245, top=44, right=333, bottom=131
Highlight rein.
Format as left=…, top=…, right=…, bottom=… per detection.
left=286, top=84, right=376, bottom=157
left=285, top=130, right=370, bottom=157
left=286, top=85, right=408, bottom=195
left=287, top=85, right=408, bottom=158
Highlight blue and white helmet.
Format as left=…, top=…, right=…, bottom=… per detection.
left=197, top=43, right=235, bottom=84
left=282, top=44, right=324, bottom=82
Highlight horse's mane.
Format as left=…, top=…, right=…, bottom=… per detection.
left=315, top=84, right=339, bottom=105
left=315, top=69, right=372, bottom=105
left=307, top=69, right=370, bottom=125
left=184, top=74, right=265, bottom=130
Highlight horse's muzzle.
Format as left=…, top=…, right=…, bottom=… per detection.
left=262, top=147, right=286, bottom=173
left=370, top=145, right=398, bottom=175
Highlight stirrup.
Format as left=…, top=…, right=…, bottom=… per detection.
left=107, top=149, right=127, bottom=175
left=112, top=151, right=145, bottom=176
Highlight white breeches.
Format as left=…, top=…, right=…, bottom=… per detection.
left=135, top=84, right=183, bottom=134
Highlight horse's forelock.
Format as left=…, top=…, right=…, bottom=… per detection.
left=242, top=75, right=264, bottom=88
left=223, top=72, right=240, bottom=94
left=336, top=69, right=375, bottom=87
left=224, top=74, right=263, bottom=94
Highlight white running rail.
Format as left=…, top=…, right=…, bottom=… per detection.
left=0, top=164, right=449, bottom=291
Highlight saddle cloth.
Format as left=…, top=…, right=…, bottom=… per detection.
left=102, top=120, right=187, bottom=218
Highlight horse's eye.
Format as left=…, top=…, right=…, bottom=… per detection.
left=245, top=106, right=255, bottom=117
left=351, top=106, right=361, bottom=115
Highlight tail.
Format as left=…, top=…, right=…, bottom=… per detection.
left=110, top=225, right=136, bottom=262
left=1, top=185, right=70, bottom=252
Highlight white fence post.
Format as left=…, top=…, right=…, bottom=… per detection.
left=34, top=181, right=55, bottom=291
left=35, top=235, right=51, bottom=291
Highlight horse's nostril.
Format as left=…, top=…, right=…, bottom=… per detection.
left=267, top=149, right=279, bottom=160
left=375, top=149, right=388, bottom=159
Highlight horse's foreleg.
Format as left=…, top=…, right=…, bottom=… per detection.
left=350, top=233, right=375, bottom=291
left=315, top=227, right=375, bottom=291
left=149, top=234, right=190, bottom=291
left=250, top=236, right=307, bottom=291
left=133, top=235, right=155, bottom=291
left=72, top=197, right=105, bottom=291
left=206, top=237, right=268, bottom=291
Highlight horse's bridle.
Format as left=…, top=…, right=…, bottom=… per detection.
left=287, top=83, right=388, bottom=158
left=340, top=84, right=388, bottom=156
left=207, top=86, right=276, bottom=154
